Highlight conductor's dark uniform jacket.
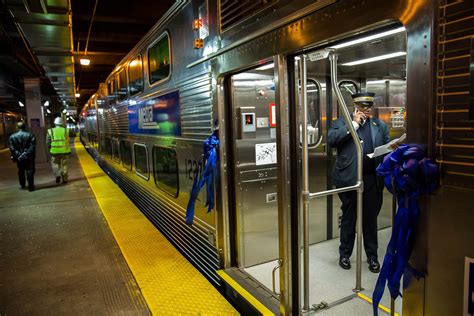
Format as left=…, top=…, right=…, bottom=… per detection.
left=328, top=116, right=390, bottom=259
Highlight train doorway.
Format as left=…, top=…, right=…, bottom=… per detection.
left=224, top=25, right=408, bottom=313
left=227, top=62, right=282, bottom=295
left=293, top=26, right=408, bottom=312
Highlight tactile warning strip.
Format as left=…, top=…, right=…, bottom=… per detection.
left=76, top=140, right=239, bottom=315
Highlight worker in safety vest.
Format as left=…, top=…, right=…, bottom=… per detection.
left=47, top=117, right=71, bottom=184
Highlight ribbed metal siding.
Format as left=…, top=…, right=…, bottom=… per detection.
left=219, top=0, right=278, bottom=32
left=103, top=105, right=129, bottom=135
left=436, top=0, right=474, bottom=187
left=99, top=160, right=221, bottom=285
left=179, top=72, right=213, bottom=139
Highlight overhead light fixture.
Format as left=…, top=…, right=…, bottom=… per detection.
left=341, top=52, right=407, bottom=66
left=80, top=57, right=91, bottom=66
left=43, top=101, right=50, bottom=107
left=46, top=109, right=51, bottom=114
left=62, top=109, right=67, bottom=114
left=19, top=101, right=25, bottom=107
left=75, top=93, right=80, bottom=98
left=366, top=80, right=389, bottom=84
left=256, top=63, right=274, bottom=70
left=329, top=27, right=406, bottom=49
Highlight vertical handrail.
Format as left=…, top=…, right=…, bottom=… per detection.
left=300, top=56, right=311, bottom=311
left=272, top=258, right=283, bottom=295
left=328, top=52, right=364, bottom=292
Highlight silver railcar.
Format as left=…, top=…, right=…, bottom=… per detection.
left=80, top=0, right=474, bottom=315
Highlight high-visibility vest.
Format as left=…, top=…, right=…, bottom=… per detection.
left=48, top=126, right=71, bottom=155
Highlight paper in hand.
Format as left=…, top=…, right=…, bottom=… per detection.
left=367, top=133, right=406, bottom=159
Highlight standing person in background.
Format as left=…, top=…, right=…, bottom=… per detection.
left=47, top=117, right=71, bottom=184
left=8, top=122, right=36, bottom=191
left=328, top=92, right=390, bottom=273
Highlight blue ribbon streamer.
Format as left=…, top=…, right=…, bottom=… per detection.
left=372, top=145, right=438, bottom=315
left=185, top=130, right=219, bottom=225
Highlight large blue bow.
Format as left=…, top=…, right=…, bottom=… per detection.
left=372, top=145, right=438, bottom=315
left=185, top=130, right=219, bottom=225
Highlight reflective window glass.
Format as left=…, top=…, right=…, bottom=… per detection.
left=148, top=34, right=171, bottom=84
left=107, top=78, right=116, bottom=105
left=117, top=69, right=127, bottom=101
left=338, top=81, right=359, bottom=108
left=112, top=139, right=120, bottom=163
left=128, top=55, right=144, bottom=95
left=134, top=143, right=149, bottom=179
left=153, top=147, right=179, bottom=197
left=120, top=140, right=132, bottom=170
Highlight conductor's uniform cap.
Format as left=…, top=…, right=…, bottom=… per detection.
left=352, top=92, right=375, bottom=108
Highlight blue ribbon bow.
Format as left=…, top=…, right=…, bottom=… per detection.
left=372, top=145, right=438, bottom=315
left=185, top=130, right=219, bottom=225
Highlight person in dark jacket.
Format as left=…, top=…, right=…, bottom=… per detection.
left=8, top=122, right=36, bottom=191
left=328, top=92, right=390, bottom=273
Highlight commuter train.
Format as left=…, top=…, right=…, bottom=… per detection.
left=80, top=0, right=473, bottom=315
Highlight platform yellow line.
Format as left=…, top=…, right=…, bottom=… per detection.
left=357, top=292, right=400, bottom=316
left=75, top=140, right=238, bottom=315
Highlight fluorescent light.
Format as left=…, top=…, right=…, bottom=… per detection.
left=330, top=27, right=406, bottom=49
left=233, top=79, right=274, bottom=87
left=75, top=93, right=80, bottom=98
left=256, top=63, right=274, bottom=70
left=366, top=80, right=388, bottom=84
left=341, top=52, right=406, bottom=66
left=80, top=57, right=91, bottom=66
left=62, top=109, right=67, bottom=114
left=43, top=101, right=49, bottom=107
left=19, top=101, right=25, bottom=107
left=46, top=109, right=51, bottom=114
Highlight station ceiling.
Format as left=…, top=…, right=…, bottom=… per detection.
left=0, top=0, right=174, bottom=114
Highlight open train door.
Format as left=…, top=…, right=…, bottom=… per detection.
left=292, top=25, right=407, bottom=313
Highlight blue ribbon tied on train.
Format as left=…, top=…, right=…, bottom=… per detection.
left=185, top=130, right=219, bottom=225
left=372, top=145, right=438, bottom=315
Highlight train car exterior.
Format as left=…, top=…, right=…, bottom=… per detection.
left=79, top=0, right=474, bottom=315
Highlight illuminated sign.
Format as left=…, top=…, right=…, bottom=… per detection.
left=128, top=91, right=181, bottom=136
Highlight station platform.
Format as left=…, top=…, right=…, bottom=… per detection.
left=0, top=139, right=238, bottom=315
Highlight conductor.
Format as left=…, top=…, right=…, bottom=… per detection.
left=328, top=92, right=390, bottom=273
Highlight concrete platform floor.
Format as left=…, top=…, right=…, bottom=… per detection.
left=0, top=142, right=149, bottom=315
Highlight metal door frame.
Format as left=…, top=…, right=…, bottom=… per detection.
left=214, top=55, right=297, bottom=314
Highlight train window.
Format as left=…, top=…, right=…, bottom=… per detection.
left=338, top=81, right=358, bottom=108
left=128, top=55, right=144, bottom=95
left=134, top=143, right=149, bottom=180
left=120, top=140, right=132, bottom=170
left=307, top=79, right=321, bottom=131
left=148, top=33, right=171, bottom=84
left=103, top=137, right=112, bottom=157
left=117, top=69, right=128, bottom=101
left=107, top=78, right=117, bottom=106
left=153, top=146, right=179, bottom=197
left=112, top=139, right=120, bottom=163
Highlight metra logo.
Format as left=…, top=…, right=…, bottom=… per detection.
left=138, top=105, right=158, bottom=129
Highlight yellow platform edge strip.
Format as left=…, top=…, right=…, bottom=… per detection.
left=216, top=270, right=274, bottom=316
left=75, top=140, right=238, bottom=315
left=357, top=292, right=400, bottom=316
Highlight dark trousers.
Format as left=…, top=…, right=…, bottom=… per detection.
left=338, top=174, right=383, bottom=259
left=17, top=159, right=35, bottom=190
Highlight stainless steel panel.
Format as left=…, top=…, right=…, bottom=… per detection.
left=231, top=69, right=280, bottom=268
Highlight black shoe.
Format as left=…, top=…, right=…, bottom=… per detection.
left=20, top=185, right=26, bottom=189
left=368, top=258, right=380, bottom=273
left=28, top=186, right=35, bottom=192
left=339, top=257, right=351, bottom=270
left=55, top=176, right=61, bottom=183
